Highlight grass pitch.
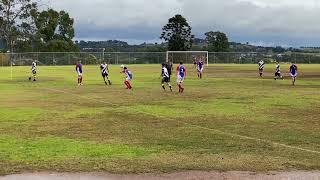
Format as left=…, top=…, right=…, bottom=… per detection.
left=0, top=64, right=320, bottom=175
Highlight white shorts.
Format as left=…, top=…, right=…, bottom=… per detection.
left=126, top=76, right=132, bottom=81
left=77, top=73, right=82, bottom=77
left=290, top=73, right=298, bottom=77
left=177, top=75, right=184, bottom=83
left=197, top=68, right=203, bottom=73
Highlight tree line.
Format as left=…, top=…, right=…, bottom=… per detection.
left=0, top=0, right=78, bottom=52
left=161, top=14, right=229, bottom=52
left=0, top=4, right=301, bottom=54
left=77, top=14, right=231, bottom=53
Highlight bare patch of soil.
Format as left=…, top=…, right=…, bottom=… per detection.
left=1, top=171, right=320, bottom=180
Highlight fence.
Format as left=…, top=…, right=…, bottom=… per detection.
left=1, top=52, right=320, bottom=66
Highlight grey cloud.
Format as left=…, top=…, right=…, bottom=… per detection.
left=48, top=0, right=320, bottom=46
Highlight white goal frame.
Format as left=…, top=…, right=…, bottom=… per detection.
left=166, top=51, right=209, bottom=66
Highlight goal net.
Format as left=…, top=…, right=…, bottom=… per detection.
left=166, top=51, right=209, bottom=66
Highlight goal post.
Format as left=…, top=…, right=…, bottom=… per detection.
left=166, top=51, right=209, bottom=66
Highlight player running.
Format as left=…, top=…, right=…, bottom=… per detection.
left=120, top=65, right=133, bottom=90
left=258, top=60, right=265, bottom=77
left=196, top=57, right=204, bottom=79
left=289, top=63, right=298, bottom=86
left=176, top=61, right=187, bottom=93
left=100, top=62, right=112, bottom=85
left=76, top=60, right=83, bottom=86
left=29, top=60, right=37, bottom=81
left=274, top=61, right=283, bottom=80
left=161, top=63, right=172, bottom=92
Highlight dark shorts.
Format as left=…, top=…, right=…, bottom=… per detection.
left=102, top=72, right=108, bottom=77
left=32, top=70, right=36, bottom=74
left=275, top=72, right=281, bottom=77
left=162, top=77, right=170, bottom=83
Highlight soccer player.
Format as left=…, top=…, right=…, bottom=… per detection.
left=76, top=60, right=83, bottom=86
left=193, top=58, right=197, bottom=69
left=176, top=61, right=187, bottom=93
left=166, top=60, right=173, bottom=82
left=289, top=63, right=298, bottom=86
left=120, top=65, right=133, bottom=90
left=29, top=60, right=37, bottom=81
left=258, top=60, right=265, bottom=77
left=196, top=57, right=204, bottom=79
left=100, top=62, right=112, bottom=85
left=161, top=63, right=172, bottom=91
left=274, top=61, right=283, bottom=80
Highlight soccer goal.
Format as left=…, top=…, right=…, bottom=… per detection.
left=166, top=51, right=209, bottom=66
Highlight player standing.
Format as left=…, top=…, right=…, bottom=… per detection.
left=289, top=63, right=298, bottom=86
left=76, top=60, right=83, bottom=86
left=29, top=60, right=37, bottom=81
left=120, top=65, right=133, bottom=90
left=274, top=61, right=283, bottom=80
left=196, top=57, right=204, bottom=79
left=258, top=60, right=265, bottom=77
left=176, top=61, right=187, bottom=93
left=166, top=60, right=173, bottom=82
left=161, top=63, right=172, bottom=91
left=100, top=62, right=112, bottom=85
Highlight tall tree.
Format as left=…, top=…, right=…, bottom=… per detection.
left=160, top=14, right=194, bottom=51
left=0, top=0, right=37, bottom=52
left=32, top=8, right=78, bottom=52
left=34, top=9, right=59, bottom=42
left=57, top=11, right=74, bottom=41
left=205, top=31, right=229, bottom=52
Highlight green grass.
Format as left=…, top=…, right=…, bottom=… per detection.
left=0, top=64, right=320, bottom=175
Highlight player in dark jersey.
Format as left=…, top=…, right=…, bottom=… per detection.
left=161, top=63, right=172, bottom=91
left=258, top=60, right=265, bottom=77
left=289, top=63, right=298, bottom=86
left=274, top=61, right=283, bottom=80
left=196, top=58, right=204, bottom=79
left=176, top=61, right=187, bottom=93
left=76, top=60, right=83, bottom=86
left=166, top=61, right=173, bottom=81
left=100, top=62, right=112, bottom=85
left=193, top=59, right=197, bottom=69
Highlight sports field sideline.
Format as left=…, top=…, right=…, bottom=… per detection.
left=0, top=64, right=320, bottom=175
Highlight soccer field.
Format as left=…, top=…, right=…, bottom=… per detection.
left=0, top=64, right=320, bottom=175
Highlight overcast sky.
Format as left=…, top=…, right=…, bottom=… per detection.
left=46, top=0, right=320, bottom=47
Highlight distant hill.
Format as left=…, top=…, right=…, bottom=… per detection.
left=76, top=39, right=301, bottom=53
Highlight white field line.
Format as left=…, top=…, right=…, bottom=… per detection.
left=45, top=87, right=320, bottom=155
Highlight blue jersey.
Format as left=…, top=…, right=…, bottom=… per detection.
left=177, top=65, right=186, bottom=78
left=197, top=60, right=204, bottom=70
left=76, top=63, right=83, bottom=73
left=290, top=65, right=298, bottom=74
left=123, top=69, right=133, bottom=79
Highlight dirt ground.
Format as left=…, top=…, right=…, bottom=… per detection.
left=1, top=171, right=320, bottom=180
